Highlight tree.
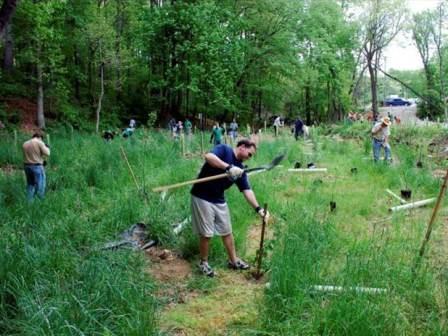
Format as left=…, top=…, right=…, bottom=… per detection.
left=411, top=7, right=446, bottom=119
left=0, top=0, right=16, bottom=39
left=359, top=0, right=405, bottom=119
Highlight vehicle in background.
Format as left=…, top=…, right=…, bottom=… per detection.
left=383, top=97, right=411, bottom=106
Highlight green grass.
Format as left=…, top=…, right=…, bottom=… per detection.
left=1, top=125, right=447, bottom=335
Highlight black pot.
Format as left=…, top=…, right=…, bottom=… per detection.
left=416, top=161, right=423, bottom=168
left=330, top=201, right=337, bottom=212
left=307, top=162, right=316, bottom=169
left=350, top=167, right=358, bottom=174
left=294, top=161, right=302, bottom=169
left=401, top=189, right=412, bottom=200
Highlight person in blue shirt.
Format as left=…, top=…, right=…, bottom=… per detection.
left=190, top=139, right=269, bottom=277
left=294, top=118, right=304, bottom=140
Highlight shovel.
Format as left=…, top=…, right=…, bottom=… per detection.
left=152, top=154, right=285, bottom=192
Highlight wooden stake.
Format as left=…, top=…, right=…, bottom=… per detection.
left=13, top=129, right=17, bottom=149
left=200, top=131, right=204, bottom=154
left=180, top=133, right=185, bottom=157
left=255, top=203, right=268, bottom=279
left=46, top=134, right=51, bottom=147
left=417, top=169, right=448, bottom=260
left=120, top=146, right=141, bottom=192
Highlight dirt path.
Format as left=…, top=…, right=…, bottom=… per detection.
left=146, top=221, right=274, bottom=335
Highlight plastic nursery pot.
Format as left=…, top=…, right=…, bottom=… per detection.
left=307, top=162, right=316, bottom=169
left=350, top=167, right=358, bottom=174
left=400, top=189, right=412, bottom=200
left=294, top=161, right=302, bottom=169
left=330, top=201, right=337, bottom=212
left=416, top=161, right=423, bottom=168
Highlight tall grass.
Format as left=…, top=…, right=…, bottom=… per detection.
left=1, top=125, right=446, bottom=335
left=256, top=127, right=447, bottom=335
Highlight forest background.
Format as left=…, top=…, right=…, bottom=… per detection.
left=0, top=0, right=447, bottom=131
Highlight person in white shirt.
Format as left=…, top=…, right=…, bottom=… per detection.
left=273, top=116, right=281, bottom=136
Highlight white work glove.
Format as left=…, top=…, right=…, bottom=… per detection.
left=225, top=165, right=244, bottom=181
left=256, top=207, right=270, bottom=221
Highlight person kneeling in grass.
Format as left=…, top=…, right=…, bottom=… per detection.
left=190, top=139, right=269, bottom=277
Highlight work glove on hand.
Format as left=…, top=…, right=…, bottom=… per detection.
left=225, top=164, right=244, bottom=181
left=256, top=207, right=270, bottom=221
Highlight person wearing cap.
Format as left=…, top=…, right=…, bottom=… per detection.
left=190, top=139, right=269, bottom=277
left=371, top=116, right=392, bottom=162
left=22, top=131, right=50, bottom=200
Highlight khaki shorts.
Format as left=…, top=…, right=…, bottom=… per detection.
left=191, top=195, right=231, bottom=237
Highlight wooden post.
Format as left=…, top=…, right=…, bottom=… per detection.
left=120, top=146, right=141, bottom=192
left=180, top=133, right=185, bottom=156
left=264, top=120, right=267, bottom=134
left=13, top=129, right=17, bottom=150
left=255, top=203, right=268, bottom=279
left=416, top=169, right=448, bottom=261
left=200, top=130, right=204, bottom=154
left=46, top=134, right=51, bottom=147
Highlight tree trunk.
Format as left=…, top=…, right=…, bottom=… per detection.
left=96, top=62, right=104, bottom=133
left=37, top=62, right=45, bottom=129
left=0, top=0, right=17, bottom=39
left=305, top=85, right=311, bottom=125
left=73, top=47, right=81, bottom=102
left=2, top=21, right=13, bottom=71
left=368, top=60, right=378, bottom=120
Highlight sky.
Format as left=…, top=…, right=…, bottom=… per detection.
left=384, top=0, right=444, bottom=71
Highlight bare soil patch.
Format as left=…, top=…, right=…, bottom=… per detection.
left=146, top=247, right=192, bottom=283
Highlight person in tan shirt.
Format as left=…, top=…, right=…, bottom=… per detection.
left=22, top=131, right=50, bottom=200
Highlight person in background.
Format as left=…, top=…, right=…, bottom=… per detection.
left=210, top=123, right=224, bottom=146
left=371, top=116, right=392, bottom=163
left=229, top=118, right=238, bottom=142
left=184, top=118, right=192, bottom=135
left=103, top=130, right=115, bottom=142
left=129, top=119, right=136, bottom=129
left=168, top=118, right=177, bottom=138
left=22, top=131, right=50, bottom=201
left=190, top=139, right=269, bottom=277
left=176, top=120, right=183, bottom=139
left=273, top=116, right=281, bottom=136
left=294, top=117, right=304, bottom=140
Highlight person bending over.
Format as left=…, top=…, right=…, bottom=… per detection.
left=190, top=139, right=269, bottom=277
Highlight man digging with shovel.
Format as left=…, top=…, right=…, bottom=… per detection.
left=191, top=139, right=269, bottom=277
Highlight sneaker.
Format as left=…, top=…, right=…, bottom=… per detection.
left=228, top=259, right=250, bottom=270
left=198, top=260, right=215, bottom=277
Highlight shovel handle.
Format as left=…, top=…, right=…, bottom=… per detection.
left=152, top=172, right=228, bottom=192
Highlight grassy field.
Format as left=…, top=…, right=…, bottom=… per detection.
left=0, top=124, right=447, bottom=335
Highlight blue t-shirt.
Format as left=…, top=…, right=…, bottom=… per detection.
left=191, top=144, right=251, bottom=203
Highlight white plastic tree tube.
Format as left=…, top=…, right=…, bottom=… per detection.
left=311, top=285, right=387, bottom=294
left=385, top=189, right=407, bottom=204
left=389, top=198, right=436, bottom=212
left=287, top=168, right=327, bottom=173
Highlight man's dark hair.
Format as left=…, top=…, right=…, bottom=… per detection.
left=32, top=130, right=44, bottom=139
left=236, top=139, right=257, bottom=149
